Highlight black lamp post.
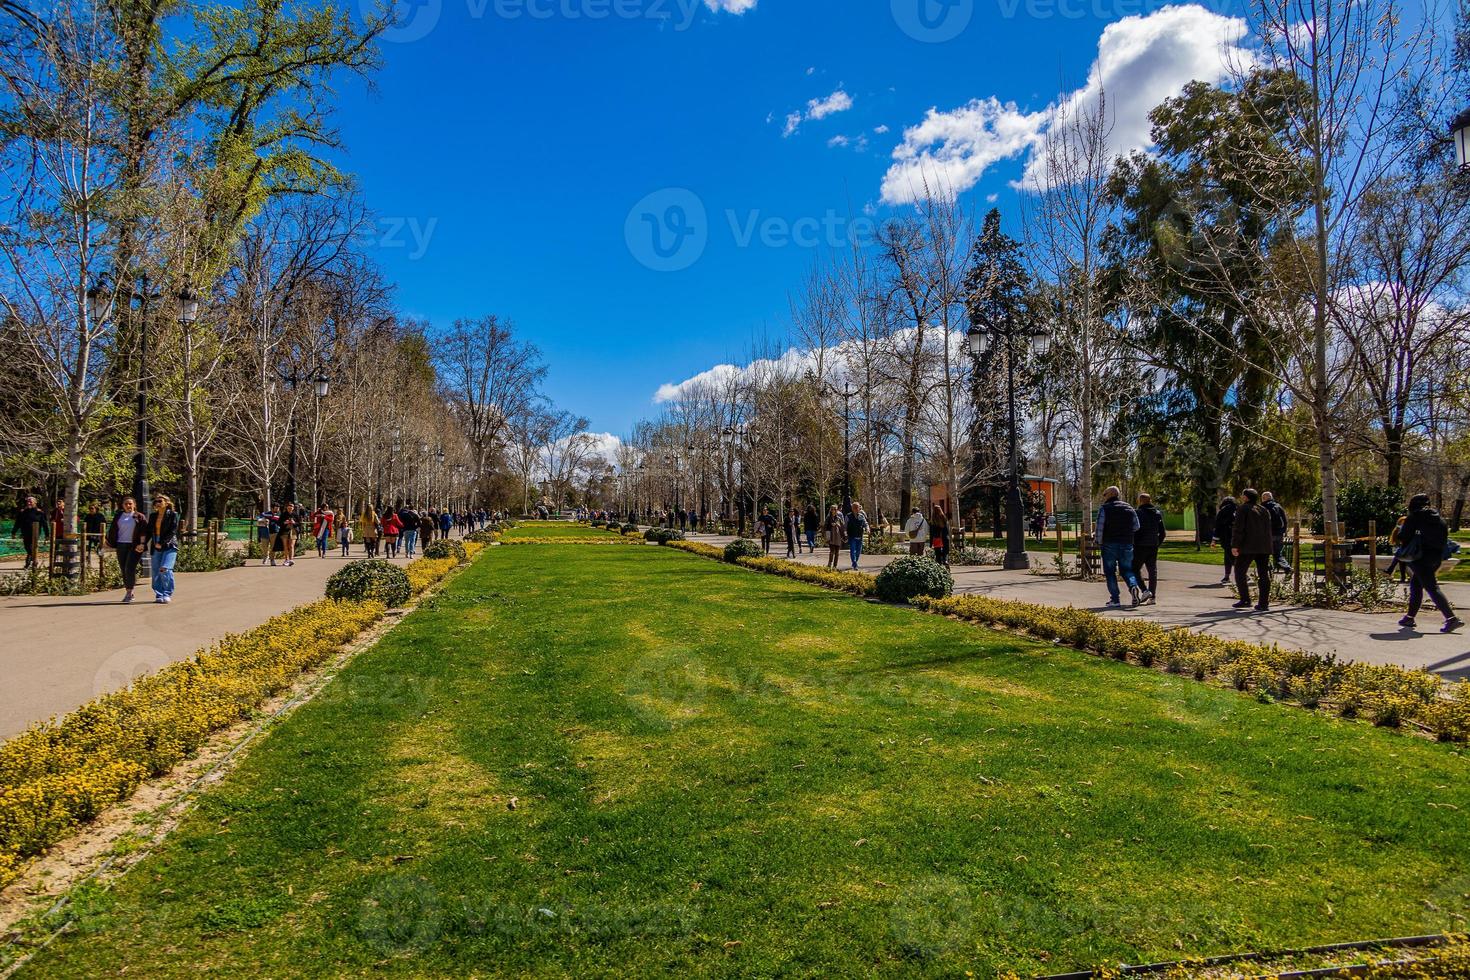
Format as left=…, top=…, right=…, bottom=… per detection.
left=967, top=315, right=1046, bottom=571
left=86, top=277, right=197, bottom=516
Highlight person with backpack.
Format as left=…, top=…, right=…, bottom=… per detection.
left=1211, top=496, right=1237, bottom=585
left=1396, top=493, right=1464, bottom=633
left=803, top=504, right=819, bottom=553
left=1262, top=491, right=1290, bottom=572
left=1095, top=486, right=1147, bottom=607
left=1230, top=488, right=1274, bottom=612
left=904, top=507, right=929, bottom=557
left=1132, top=492, right=1165, bottom=604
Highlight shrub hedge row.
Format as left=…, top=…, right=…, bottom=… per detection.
left=0, top=544, right=484, bottom=887
left=736, top=556, right=877, bottom=597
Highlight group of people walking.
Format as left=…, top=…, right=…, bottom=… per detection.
left=253, top=503, right=494, bottom=565
left=1094, top=487, right=1463, bottom=632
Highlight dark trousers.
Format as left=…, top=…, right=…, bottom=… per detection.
left=116, top=545, right=142, bottom=590
left=1234, top=553, right=1271, bottom=608
left=1132, top=545, right=1158, bottom=596
left=1221, top=546, right=1235, bottom=579
left=1407, top=561, right=1455, bottom=620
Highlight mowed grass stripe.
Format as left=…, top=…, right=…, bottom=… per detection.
left=22, top=542, right=1470, bottom=978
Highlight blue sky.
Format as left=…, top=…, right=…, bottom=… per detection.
left=332, top=0, right=1246, bottom=437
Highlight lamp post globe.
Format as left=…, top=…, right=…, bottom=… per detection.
left=1452, top=107, right=1470, bottom=170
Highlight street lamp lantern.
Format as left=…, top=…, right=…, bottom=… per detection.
left=436, top=447, right=446, bottom=465
left=314, top=372, right=330, bottom=399
left=965, top=324, right=985, bottom=359
left=85, top=283, right=113, bottom=323
left=177, top=286, right=201, bottom=325
left=1453, top=108, right=1470, bottom=169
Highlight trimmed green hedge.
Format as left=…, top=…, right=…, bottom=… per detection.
left=325, top=560, right=412, bottom=607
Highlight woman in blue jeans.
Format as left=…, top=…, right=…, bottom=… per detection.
left=144, top=494, right=180, bottom=604
left=846, top=504, right=869, bottom=570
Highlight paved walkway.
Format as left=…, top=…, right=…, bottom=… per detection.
left=679, top=531, right=1470, bottom=682
left=0, top=550, right=412, bottom=739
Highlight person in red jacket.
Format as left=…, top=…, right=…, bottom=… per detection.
left=380, top=508, right=403, bottom=558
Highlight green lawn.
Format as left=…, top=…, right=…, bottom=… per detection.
left=20, top=538, right=1470, bottom=977
left=500, top=520, right=626, bottom=541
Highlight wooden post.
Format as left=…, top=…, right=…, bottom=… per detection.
left=1368, top=520, right=1377, bottom=588
left=1292, top=521, right=1301, bottom=592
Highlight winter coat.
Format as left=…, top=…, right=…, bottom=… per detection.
left=904, top=513, right=930, bottom=544
left=1231, top=501, right=1273, bottom=555
left=1212, top=501, right=1236, bottom=546
left=845, top=510, right=868, bottom=540
left=1399, top=507, right=1450, bottom=566
left=1134, top=504, right=1166, bottom=548
left=1095, top=499, right=1140, bottom=545
left=825, top=515, right=847, bottom=547
left=1263, top=499, right=1288, bottom=537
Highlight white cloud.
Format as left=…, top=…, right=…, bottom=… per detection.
left=828, top=134, right=850, bottom=148
left=781, top=87, right=854, bottom=137
left=879, top=4, right=1249, bottom=204
left=873, top=124, right=890, bottom=135
left=806, top=66, right=816, bottom=75
left=703, top=0, right=758, bottom=12
left=806, top=89, right=853, bottom=120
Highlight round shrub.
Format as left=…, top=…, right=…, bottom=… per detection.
left=590, top=519, right=605, bottom=527
left=643, top=528, right=662, bottom=542
left=875, top=556, right=954, bottom=605
left=621, top=522, right=638, bottom=534
left=423, top=539, right=468, bottom=562
left=724, top=538, right=763, bottom=563
left=658, top=529, right=685, bottom=544
left=325, top=560, right=412, bottom=607
left=466, top=529, right=497, bottom=545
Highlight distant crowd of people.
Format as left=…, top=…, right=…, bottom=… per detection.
left=5, top=495, right=503, bottom=606
left=252, top=503, right=499, bottom=566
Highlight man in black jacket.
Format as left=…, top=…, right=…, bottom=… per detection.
left=1231, top=488, right=1274, bottom=611
left=1398, top=493, right=1464, bottom=633
left=1094, top=486, right=1148, bottom=607
left=1132, top=493, right=1166, bottom=604
left=11, top=495, right=47, bottom=570
left=1262, top=491, right=1290, bottom=572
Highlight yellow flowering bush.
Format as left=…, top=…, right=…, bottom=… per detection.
left=0, top=598, right=383, bottom=884
left=912, top=593, right=1458, bottom=741
left=406, top=557, right=459, bottom=594
left=0, top=545, right=483, bottom=887
left=735, top=556, right=877, bottom=597
left=665, top=540, right=726, bottom=561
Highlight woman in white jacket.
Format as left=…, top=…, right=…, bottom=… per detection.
left=903, top=508, right=929, bottom=557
